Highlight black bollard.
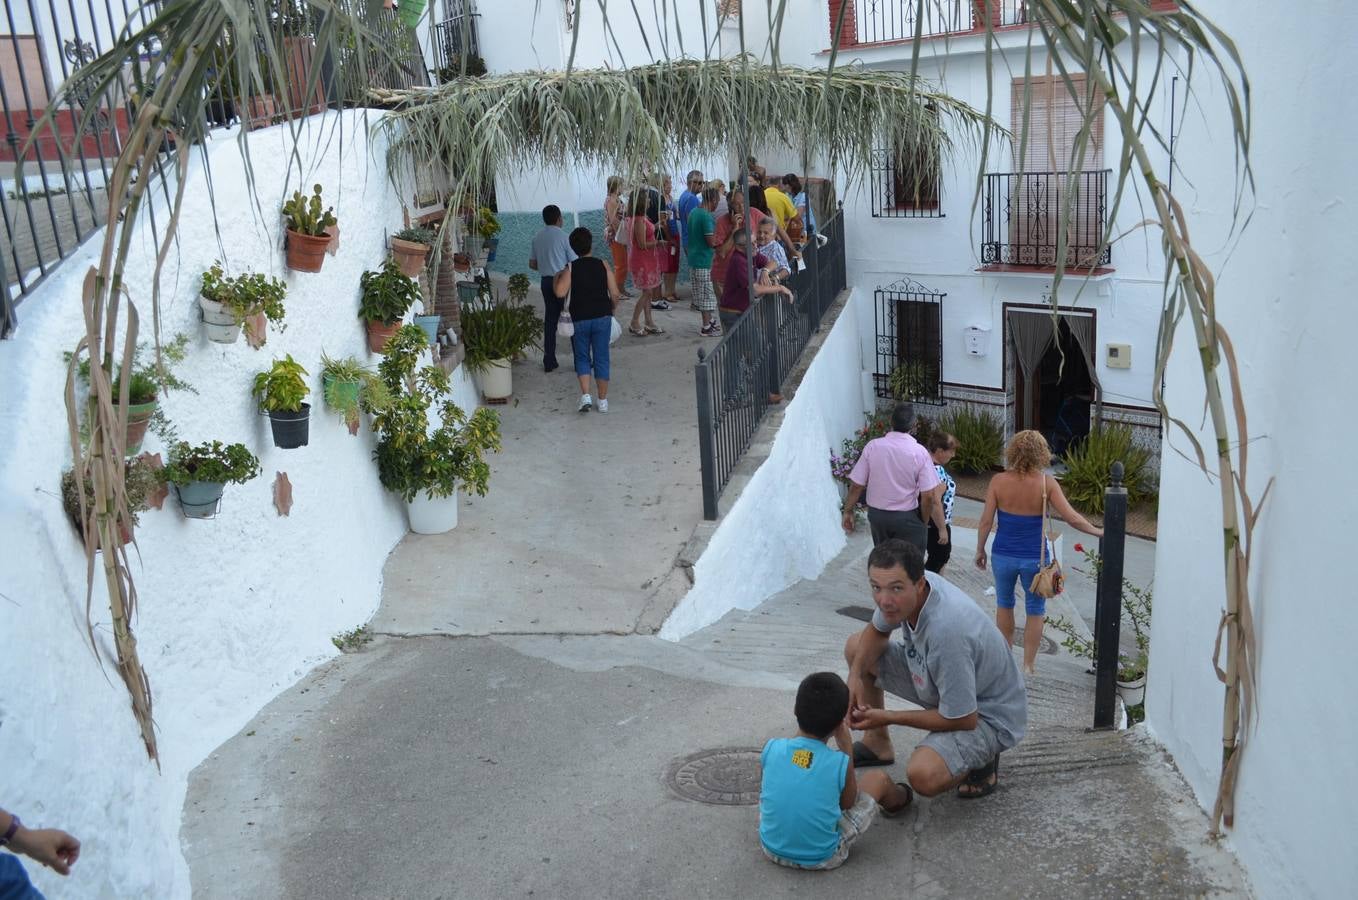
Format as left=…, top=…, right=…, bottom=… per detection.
left=1093, top=461, right=1128, bottom=729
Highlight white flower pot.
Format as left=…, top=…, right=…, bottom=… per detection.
left=480, top=358, right=513, bottom=400
left=1116, top=673, right=1146, bottom=708
left=200, top=296, right=241, bottom=344
left=406, top=489, right=459, bottom=534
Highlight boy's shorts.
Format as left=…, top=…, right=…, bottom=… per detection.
left=760, top=791, right=878, bottom=871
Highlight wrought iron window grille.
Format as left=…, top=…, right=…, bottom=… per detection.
left=869, top=147, right=944, bottom=219
left=874, top=277, right=945, bottom=405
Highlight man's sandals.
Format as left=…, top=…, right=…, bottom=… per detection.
left=880, top=782, right=914, bottom=818
left=957, top=754, right=1000, bottom=800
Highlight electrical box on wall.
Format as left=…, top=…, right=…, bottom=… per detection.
left=1106, top=343, right=1132, bottom=369
left=964, top=325, right=991, bottom=357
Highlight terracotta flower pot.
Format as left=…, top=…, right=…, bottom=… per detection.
left=285, top=229, right=331, bottom=273
left=121, top=397, right=158, bottom=456
left=365, top=319, right=402, bottom=354
left=390, top=238, right=431, bottom=277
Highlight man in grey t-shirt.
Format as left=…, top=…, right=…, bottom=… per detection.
left=844, top=540, right=1027, bottom=798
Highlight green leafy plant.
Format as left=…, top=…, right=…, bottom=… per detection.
left=460, top=291, right=543, bottom=373
left=394, top=225, right=436, bottom=245
left=320, top=352, right=392, bottom=430
left=506, top=272, right=531, bottom=303
left=367, top=325, right=502, bottom=502
left=163, top=441, right=261, bottom=486
left=61, top=456, right=163, bottom=532
left=358, top=258, right=422, bottom=325
left=1048, top=544, right=1152, bottom=682
left=68, top=333, right=194, bottom=407
left=937, top=406, right=1004, bottom=474
left=1059, top=424, right=1155, bottom=514
left=281, top=184, right=337, bottom=236
left=830, top=410, right=893, bottom=484
left=332, top=625, right=372, bottom=652
left=251, top=354, right=310, bottom=413
left=434, top=53, right=487, bottom=82
left=475, top=206, right=500, bottom=240
left=888, top=360, right=938, bottom=403
left=200, top=262, right=287, bottom=329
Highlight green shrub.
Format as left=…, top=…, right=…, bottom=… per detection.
left=1059, top=424, right=1154, bottom=514
left=163, top=441, right=260, bottom=486
left=252, top=354, right=310, bottom=413
left=359, top=258, right=422, bottom=325
left=461, top=291, right=542, bottom=372
left=937, top=407, right=1004, bottom=474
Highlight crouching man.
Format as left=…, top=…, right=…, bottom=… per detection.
left=844, top=540, right=1027, bottom=799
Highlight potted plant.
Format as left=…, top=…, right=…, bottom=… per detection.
left=320, top=353, right=391, bottom=433
left=460, top=289, right=542, bottom=400
left=68, top=334, right=193, bottom=456
left=1116, top=650, right=1149, bottom=707
left=164, top=440, right=261, bottom=519
left=281, top=184, right=337, bottom=273
left=466, top=205, right=500, bottom=260
left=199, top=262, right=287, bottom=347
left=61, top=455, right=163, bottom=549
left=435, top=54, right=487, bottom=82
left=413, top=303, right=442, bottom=345
left=507, top=272, right=531, bottom=304
left=390, top=225, right=436, bottom=278
left=252, top=355, right=311, bottom=448
left=359, top=258, right=422, bottom=353
left=367, top=325, right=502, bottom=533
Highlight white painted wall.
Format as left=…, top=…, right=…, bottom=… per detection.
left=660, top=286, right=870, bottom=640
left=1145, top=3, right=1358, bottom=898
left=0, top=109, right=465, bottom=897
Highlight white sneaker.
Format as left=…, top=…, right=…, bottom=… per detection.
left=597, top=399, right=608, bottom=413
left=578, top=394, right=592, bottom=413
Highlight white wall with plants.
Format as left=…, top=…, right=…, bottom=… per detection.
left=0, top=110, right=453, bottom=897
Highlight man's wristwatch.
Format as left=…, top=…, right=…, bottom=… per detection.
left=0, top=814, right=21, bottom=847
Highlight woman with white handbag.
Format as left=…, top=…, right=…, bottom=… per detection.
left=554, top=227, right=621, bottom=414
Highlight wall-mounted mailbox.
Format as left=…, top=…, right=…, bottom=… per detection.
left=964, top=325, right=991, bottom=357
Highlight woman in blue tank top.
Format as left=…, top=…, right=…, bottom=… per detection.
left=974, top=430, right=1102, bottom=675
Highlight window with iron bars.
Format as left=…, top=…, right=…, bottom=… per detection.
left=869, top=136, right=943, bottom=218
left=874, top=279, right=945, bottom=405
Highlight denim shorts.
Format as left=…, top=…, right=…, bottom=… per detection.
left=991, top=553, right=1046, bottom=616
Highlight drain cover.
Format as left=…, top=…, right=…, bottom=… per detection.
left=835, top=605, right=874, bottom=623
left=667, top=748, right=762, bottom=806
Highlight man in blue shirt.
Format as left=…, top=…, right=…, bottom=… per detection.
left=676, top=170, right=703, bottom=230
left=529, top=204, right=577, bottom=372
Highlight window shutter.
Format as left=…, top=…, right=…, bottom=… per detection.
left=1012, top=74, right=1103, bottom=173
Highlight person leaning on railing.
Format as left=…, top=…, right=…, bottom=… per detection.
left=718, top=229, right=793, bottom=405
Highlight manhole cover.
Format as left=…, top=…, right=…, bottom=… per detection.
left=667, top=748, right=762, bottom=805
left=836, top=605, right=874, bottom=623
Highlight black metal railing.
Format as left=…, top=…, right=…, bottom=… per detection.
left=869, top=148, right=943, bottom=219
left=873, top=278, right=945, bottom=404
left=0, top=3, right=429, bottom=337
left=980, top=169, right=1111, bottom=269
left=694, top=210, right=848, bottom=520
left=845, top=0, right=1027, bottom=46
left=432, top=1, right=481, bottom=79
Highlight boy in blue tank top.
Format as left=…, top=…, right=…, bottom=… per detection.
left=758, top=672, right=914, bottom=870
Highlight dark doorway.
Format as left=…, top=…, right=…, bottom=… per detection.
left=1015, top=316, right=1094, bottom=454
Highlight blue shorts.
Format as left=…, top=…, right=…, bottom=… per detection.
left=991, top=553, right=1046, bottom=617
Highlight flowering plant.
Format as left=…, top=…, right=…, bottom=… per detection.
left=830, top=410, right=892, bottom=484
left=1049, top=544, right=1153, bottom=681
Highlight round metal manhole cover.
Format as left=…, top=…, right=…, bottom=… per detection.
left=667, top=748, right=762, bottom=806
left=1012, top=628, right=1059, bottom=656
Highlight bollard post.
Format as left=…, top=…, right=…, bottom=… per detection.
left=1093, top=461, right=1128, bottom=729
left=695, top=347, right=719, bottom=521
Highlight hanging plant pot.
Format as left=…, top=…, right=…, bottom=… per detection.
left=267, top=403, right=311, bottom=449
left=390, top=238, right=431, bottom=277
left=397, top=0, right=427, bottom=27
left=453, top=252, right=471, bottom=272
left=285, top=229, right=331, bottom=273
left=407, top=488, right=458, bottom=534
left=456, top=279, right=480, bottom=304
left=176, top=480, right=225, bottom=519
left=322, top=373, right=361, bottom=411
left=413, top=314, right=441, bottom=344
left=1116, top=673, right=1146, bottom=708
left=480, top=358, right=513, bottom=400
left=200, top=296, right=242, bottom=343
left=365, top=319, right=402, bottom=354
left=120, top=398, right=158, bottom=456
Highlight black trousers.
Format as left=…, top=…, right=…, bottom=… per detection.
left=925, top=521, right=952, bottom=573
left=866, top=506, right=927, bottom=552
left=541, top=275, right=565, bottom=370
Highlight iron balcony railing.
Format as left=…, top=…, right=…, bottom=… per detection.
left=1, top=2, right=428, bottom=336
left=694, top=209, right=848, bottom=521
left=431, top=1, right=482, bottom=78
left=980, top=169, right=1112, bottom=269
left=830, top=0, right=1028, bottom=47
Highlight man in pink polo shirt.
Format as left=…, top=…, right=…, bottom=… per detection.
left=841, top=403, right=942, bottom=552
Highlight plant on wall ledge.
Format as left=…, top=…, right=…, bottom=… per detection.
left=252, top=354, right=312, bottom=449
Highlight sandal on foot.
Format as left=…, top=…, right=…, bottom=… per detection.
left=880, top=782, right=914, bottom=818
left=644, top=324, right=665, bottom=335
left=957, top=754, right=999, bottom=800
left=628, top=325, right=648, bottom=337
left=852, top=740, right=895, bottom=768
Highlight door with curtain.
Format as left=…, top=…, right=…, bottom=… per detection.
left=1006, top=308, right=1100, bottom=449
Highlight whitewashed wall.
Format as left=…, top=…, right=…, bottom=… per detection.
left=660, top=286, right=869, bottom=640
left=0, top=109, right=456, bottom=897
left=1145, top=3, right=1358, bottom=898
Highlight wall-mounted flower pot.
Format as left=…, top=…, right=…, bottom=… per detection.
left=485, top=236, right=499, bottom=263
left=322, top=373, right=361, bottom=411
left=480, top=358, right=513, bottom=400
left=121, top=398, right=158, bottom=456
left=413, top=314, right=441, bottom=344
left=453, top=253, right=471, bottom=272
left=456, top=280, right=480, bottom=304
left=390, top=238, right=431, bottom=277
left=177, top=480, right=225, bottom=519
left=200, top=296, right=242, bottom=343
left=407, top=488, right=458, bottom=534
left=267, top=403, right=311, bottom=449
left=365, top=319, right=402, bottom=354
left=1116, top=673, right=1146, bottom=708
left=285, top=229, right=330, bottom=273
